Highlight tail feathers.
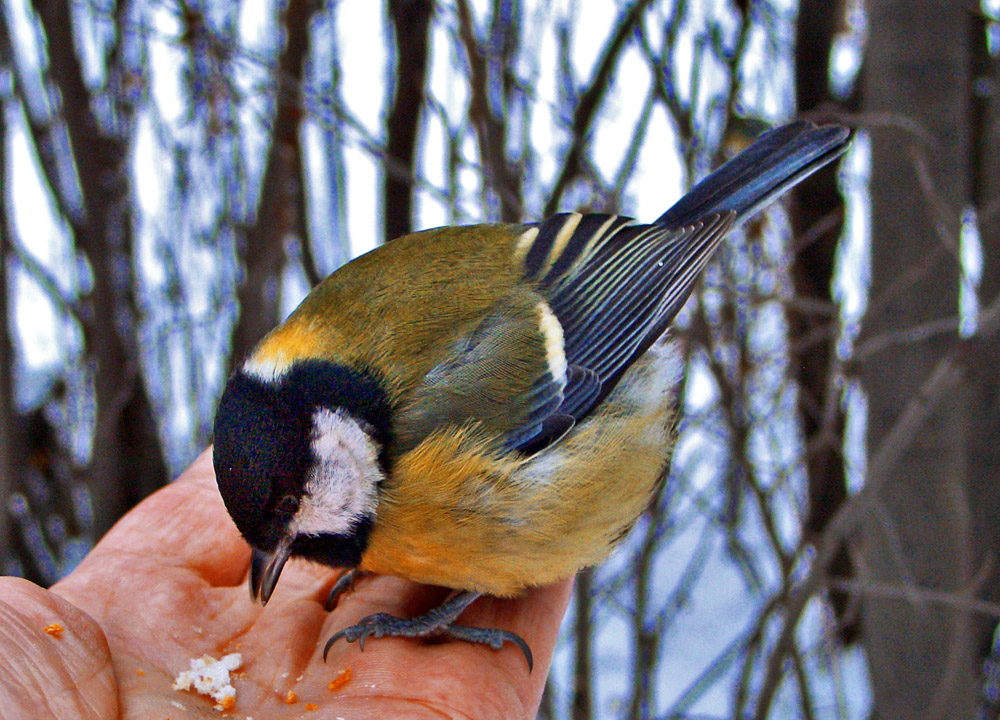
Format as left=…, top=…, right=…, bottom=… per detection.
left=655, top=121, right=851, bottom=229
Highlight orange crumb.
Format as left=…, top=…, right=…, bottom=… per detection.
left=220, top=696, right=235, bottom=711
left=135, top=669, right=145, bottom=676
left=328, top=667, right=351, bottom=691
left=43, top=622, right=64, bottom=637
left=305, top=703, right=318, bottom=711
left=284, top=690, right=297, bottom=704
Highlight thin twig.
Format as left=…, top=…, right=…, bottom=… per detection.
left=751, top=292, right=1000, bottom=718
left=543, top=0, right=658, bottom=216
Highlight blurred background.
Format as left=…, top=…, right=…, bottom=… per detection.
left=1, top=0, right=998, bottom=717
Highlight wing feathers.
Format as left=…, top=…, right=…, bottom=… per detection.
left=402, top=122, right=849, bottom=455
left=522, top=211, right=734, bottom=426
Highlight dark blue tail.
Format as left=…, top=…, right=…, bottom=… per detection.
left=656, top=121, right=851, bottom=229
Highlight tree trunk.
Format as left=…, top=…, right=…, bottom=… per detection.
left=31, top=0, right=168, bottom=537
left=0, top=93, right=12, bottom=565
left=229, top=0, right=319, bottom=367
left=791, top=0, right=857, bottom=644
left=967, top=10, right=1000, bottom=659
left=859, top=3, right=975, bottom=717
left=384, top=0, right=434, bottom=243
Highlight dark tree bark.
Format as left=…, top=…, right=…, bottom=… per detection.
left=30, top=0, right=167, bottom=536
left=230, top=0, right=320, bottom=367
left=967, top=10, right=1000, bottom=660
left=858, top=3, right=976, bottom=716
left=542, top=0, right=655, bottom=218
left=791, top=0, right=857, bottom=644
left=571, top=568, right=593, bottom=720
left=0, top=75, right=12, bottom=566
left=384, top=0, right=434, bottom=242
left=456, top=0, right=525, bottom=222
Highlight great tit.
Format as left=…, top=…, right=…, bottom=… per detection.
left=213, top=120, right=850, bottom=669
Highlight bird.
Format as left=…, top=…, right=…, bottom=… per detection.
left=213, top=120, right=851, bottom=670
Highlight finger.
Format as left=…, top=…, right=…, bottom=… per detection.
left=0, top=577, right=117, bottom=720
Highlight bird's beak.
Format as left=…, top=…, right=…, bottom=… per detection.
left=249, top=536, right=293, bottom=605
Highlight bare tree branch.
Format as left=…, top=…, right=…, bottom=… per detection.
left=753, top=292, right=1000, bottom=718
left=384, top=0, right=434, bottom=241
left=572, top=567, right=594, bottom=720
left=229, top=0, right=320, bottom=366
left=30, top=0, right=167, bottom=534
left=0, top=60, right=14, bottom=568
left=455, top=0, right=524, bottom=221
left=543, top=0, right=656, bottom=217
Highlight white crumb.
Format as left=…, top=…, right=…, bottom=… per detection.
left=172, top=653, right=242, bottom=711
left=170, top=700, right=186, bottom=709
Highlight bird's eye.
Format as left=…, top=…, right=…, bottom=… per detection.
left=275, top=493, right=299, bottom=517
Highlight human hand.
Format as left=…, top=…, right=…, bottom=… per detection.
left=0, top=449, right=572, bottom=719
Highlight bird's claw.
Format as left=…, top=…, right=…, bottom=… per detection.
left=323, top=612, right=396, bottom=660
left=446, top=624, right=534, bottom=672
left=325, top=569, right=365, bottom=611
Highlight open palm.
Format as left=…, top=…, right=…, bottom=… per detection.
left=0, top=450, right=572, bottom=719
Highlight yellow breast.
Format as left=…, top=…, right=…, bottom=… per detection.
left=359, top=338, right=682, bottom=596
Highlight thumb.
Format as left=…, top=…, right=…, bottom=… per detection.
left=0, top=577, right=116, bottom=720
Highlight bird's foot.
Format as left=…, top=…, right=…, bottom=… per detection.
left=443, top=623, right=533, bottom=671
left=323, top=590, right=533, bottom=671
left=325, top=569, right=366, bottom=611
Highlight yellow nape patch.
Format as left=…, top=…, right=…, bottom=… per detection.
left=244, top=323, right=322, bottom=380
left=244, top=351, right=291, bottom=381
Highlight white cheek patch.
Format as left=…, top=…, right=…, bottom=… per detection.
left=290, top=408, right=383, bottom=538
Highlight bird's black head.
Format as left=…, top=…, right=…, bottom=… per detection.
left=212, top=359, right=392, bottom=603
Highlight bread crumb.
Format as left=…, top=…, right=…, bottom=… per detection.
left=43, top=622, right=64, bottom=637
left=172, top=653, right=242, bottom=711
left=284, top=690, right=297, bottom=704
left=327, top=667, right=351, bottom=691
left=136, top=669, right=145, bottom=676
left=305, top=702, right=319, bottom=710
